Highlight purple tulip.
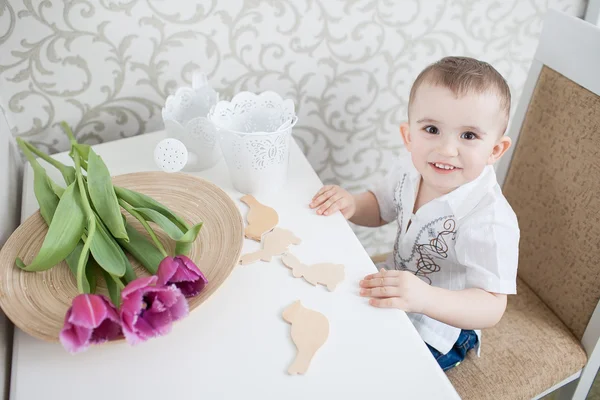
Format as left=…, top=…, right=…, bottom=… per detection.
left=120, top=275, right=189, bottom=345
left=59, top=294, right=122, bottom=353
left=157, top=255, right=208, bottom=298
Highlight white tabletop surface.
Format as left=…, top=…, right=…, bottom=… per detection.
left=12, top=130, right=460, bottom=400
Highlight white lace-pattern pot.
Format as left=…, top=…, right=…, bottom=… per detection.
left=161, top=73, right=221, bottom=171
left=209, top=91, right=297, bottom=195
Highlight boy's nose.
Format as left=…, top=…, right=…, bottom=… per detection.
left=436, top=137, right=459, bottom=157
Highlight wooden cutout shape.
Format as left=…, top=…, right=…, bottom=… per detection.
left=239, top=228, right=301, bottom=265
left=240, top=195, right=279, bottom=242
left=281, top=253, right=345, bottom=291
left=282, top=300, right=329, bottom=375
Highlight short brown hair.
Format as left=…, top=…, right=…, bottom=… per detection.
left=408, top=56, right=511, bottom=129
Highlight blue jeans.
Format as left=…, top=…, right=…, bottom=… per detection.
left=427, top=330, right=478, bottom=371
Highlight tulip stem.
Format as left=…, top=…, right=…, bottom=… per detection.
left=17, top=138, right=76, bottom=185
left=118, top=199, right=169, bottom=257
left=72, top=150, right=96, bottom=294
left=19, top=139, right=64, bottom=170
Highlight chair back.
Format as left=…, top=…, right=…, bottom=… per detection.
left=500, top=12, right=600, bottom=341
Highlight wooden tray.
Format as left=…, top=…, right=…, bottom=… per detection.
left=0, top=171, right=244, bottom=343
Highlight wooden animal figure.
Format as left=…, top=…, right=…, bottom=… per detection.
left=282, top=300, right=329, bottom=375
left=240, top=195, right=279, bottom=241
left=239, top=228, right=301, bottom=265
left=281, top=253, right=345, bottom=291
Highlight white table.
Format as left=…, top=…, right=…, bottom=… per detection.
left=12, top=130, right=460, bottom=400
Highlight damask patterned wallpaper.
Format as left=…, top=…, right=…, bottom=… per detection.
left=0, top=0, right=587, bottom=255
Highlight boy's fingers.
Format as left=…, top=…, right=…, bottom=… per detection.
left=321, top=193, right=344, bottom=215
left=311, top=188, right=336, bottom=209
left=312, top=185, right=333, bottom=201
left=360, top=286, right=401, bottom=298
left=311, top=194, right=330, bottom=209
left=369, top=297, right=403, bottom=309
left=359, top=277, right=397, bottom=288
left=364, top=270, right=402, bottom=280
left=323, top=203, right=339, bottom=216
left=325, top=200, right=349, bottom=216
left=316, top=192, right=342, bottom=214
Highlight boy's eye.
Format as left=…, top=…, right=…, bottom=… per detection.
left=461, top=131, right=478, bottom=140
left=424, top=125, right=439, bottom=134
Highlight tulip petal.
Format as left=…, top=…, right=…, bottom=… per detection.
left=58, top=294, right=122, bottom=354
left=122, top=275, right=157, bottom=297
left=121, top=285, right=145, bottom=316
left=155, top=285, right=183, bottom=308
left=168, top=292, right=189, bottom=321
left=156, top=256, right=177, bottom=286
left=59, top=309, right=93, bottom=353
left=122, top=321, right=147, bottom=345
left=104, top=300, right=121, bottom=323
left=170, top=264, right=199, bottom=282
left=133, top=317, right=155, bottom=341
left=121, top=312, right=143, bottom=345
left=60, top=326, right=92, bottom=354
left=156, top=255, right=208, bottom=298
left=175, top=280, right=205, bottom=297
left=147, top=292, right=168, bottom=313
left=143, top=309, right=173, bottom=336
left=68, top=294, right=110, bottom=329
left=119, top=275, right=189, bottom=345
left=179, top=255, right=203, bottom=275
left=90, top=318, right=122, bottom=344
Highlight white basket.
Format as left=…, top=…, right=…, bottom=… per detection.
left=209, top=91, right=297, bottom=195
left=161, top=75, right=221, bottom=171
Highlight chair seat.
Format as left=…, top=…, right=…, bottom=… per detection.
left=446, top=277, right=587, bottom=400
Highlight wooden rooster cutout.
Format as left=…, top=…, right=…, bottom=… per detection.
left=239, top=228, right=301, bottom=265
left=240, top=195, right=279, bottom=241
left=281, top=253, right=345, bottom=291
left=282, top=300, right=329, bottom=375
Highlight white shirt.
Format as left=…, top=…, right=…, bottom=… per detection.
left=370, top=150, right=520, bottom=355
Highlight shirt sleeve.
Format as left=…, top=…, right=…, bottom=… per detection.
left=454, top=208, right=520, bottom=294
left=368, top=152, right=410, bottom=223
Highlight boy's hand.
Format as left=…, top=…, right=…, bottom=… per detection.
left=359, top=269, right=431, bottom=314
left=309, top=185, right=356, bottom=218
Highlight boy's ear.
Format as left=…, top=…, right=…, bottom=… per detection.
left=400, top=122, right=412, bottom=151
left=488, top=135, right=512, bottom=165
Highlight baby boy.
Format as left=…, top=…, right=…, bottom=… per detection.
left=310, top=56, right=520, bottom=371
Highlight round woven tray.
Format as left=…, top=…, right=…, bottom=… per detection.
left=0, top=171, right=244, bottom=343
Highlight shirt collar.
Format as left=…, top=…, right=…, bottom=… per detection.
left=404, top=161, right=498, bottom=220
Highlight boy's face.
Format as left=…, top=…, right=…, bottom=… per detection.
left=401, top=83, right=511, bottom=195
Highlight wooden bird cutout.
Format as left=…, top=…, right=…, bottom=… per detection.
left=239, top=228, right=301, bottom=265
left=240, top=195, right=279, bottom=241
left=281, top=253, right=345, bottom=291
left=282, top=300, right=329, bottom=375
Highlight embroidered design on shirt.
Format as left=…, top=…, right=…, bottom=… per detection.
left=392, top=174, right=451, bottom=265
left=392, top=174, right=406, bottom=233
left=393, top=217, right=451, bottom=266
left=391, top=176, right=457, bottom=283
left=427, top=227, right=436, bottom=238
left=413, top=218, right=456, bottom=284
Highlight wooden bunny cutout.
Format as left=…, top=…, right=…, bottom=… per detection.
left=240, top=195, right=279, bottom=241
left=281, top=253, right=345, bottom=291
left=239, top=228, right=301, bottom=265
left=282, top=300, right=329, bottom=375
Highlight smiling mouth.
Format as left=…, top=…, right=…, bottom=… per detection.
left=429, top=162, right=460, bottom=172
left=429, top=162, right=461, bottom=174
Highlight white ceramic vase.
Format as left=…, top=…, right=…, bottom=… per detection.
left=161, top=72, right=221, bottom=171
left=208, top=91, right=298, bottom=195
